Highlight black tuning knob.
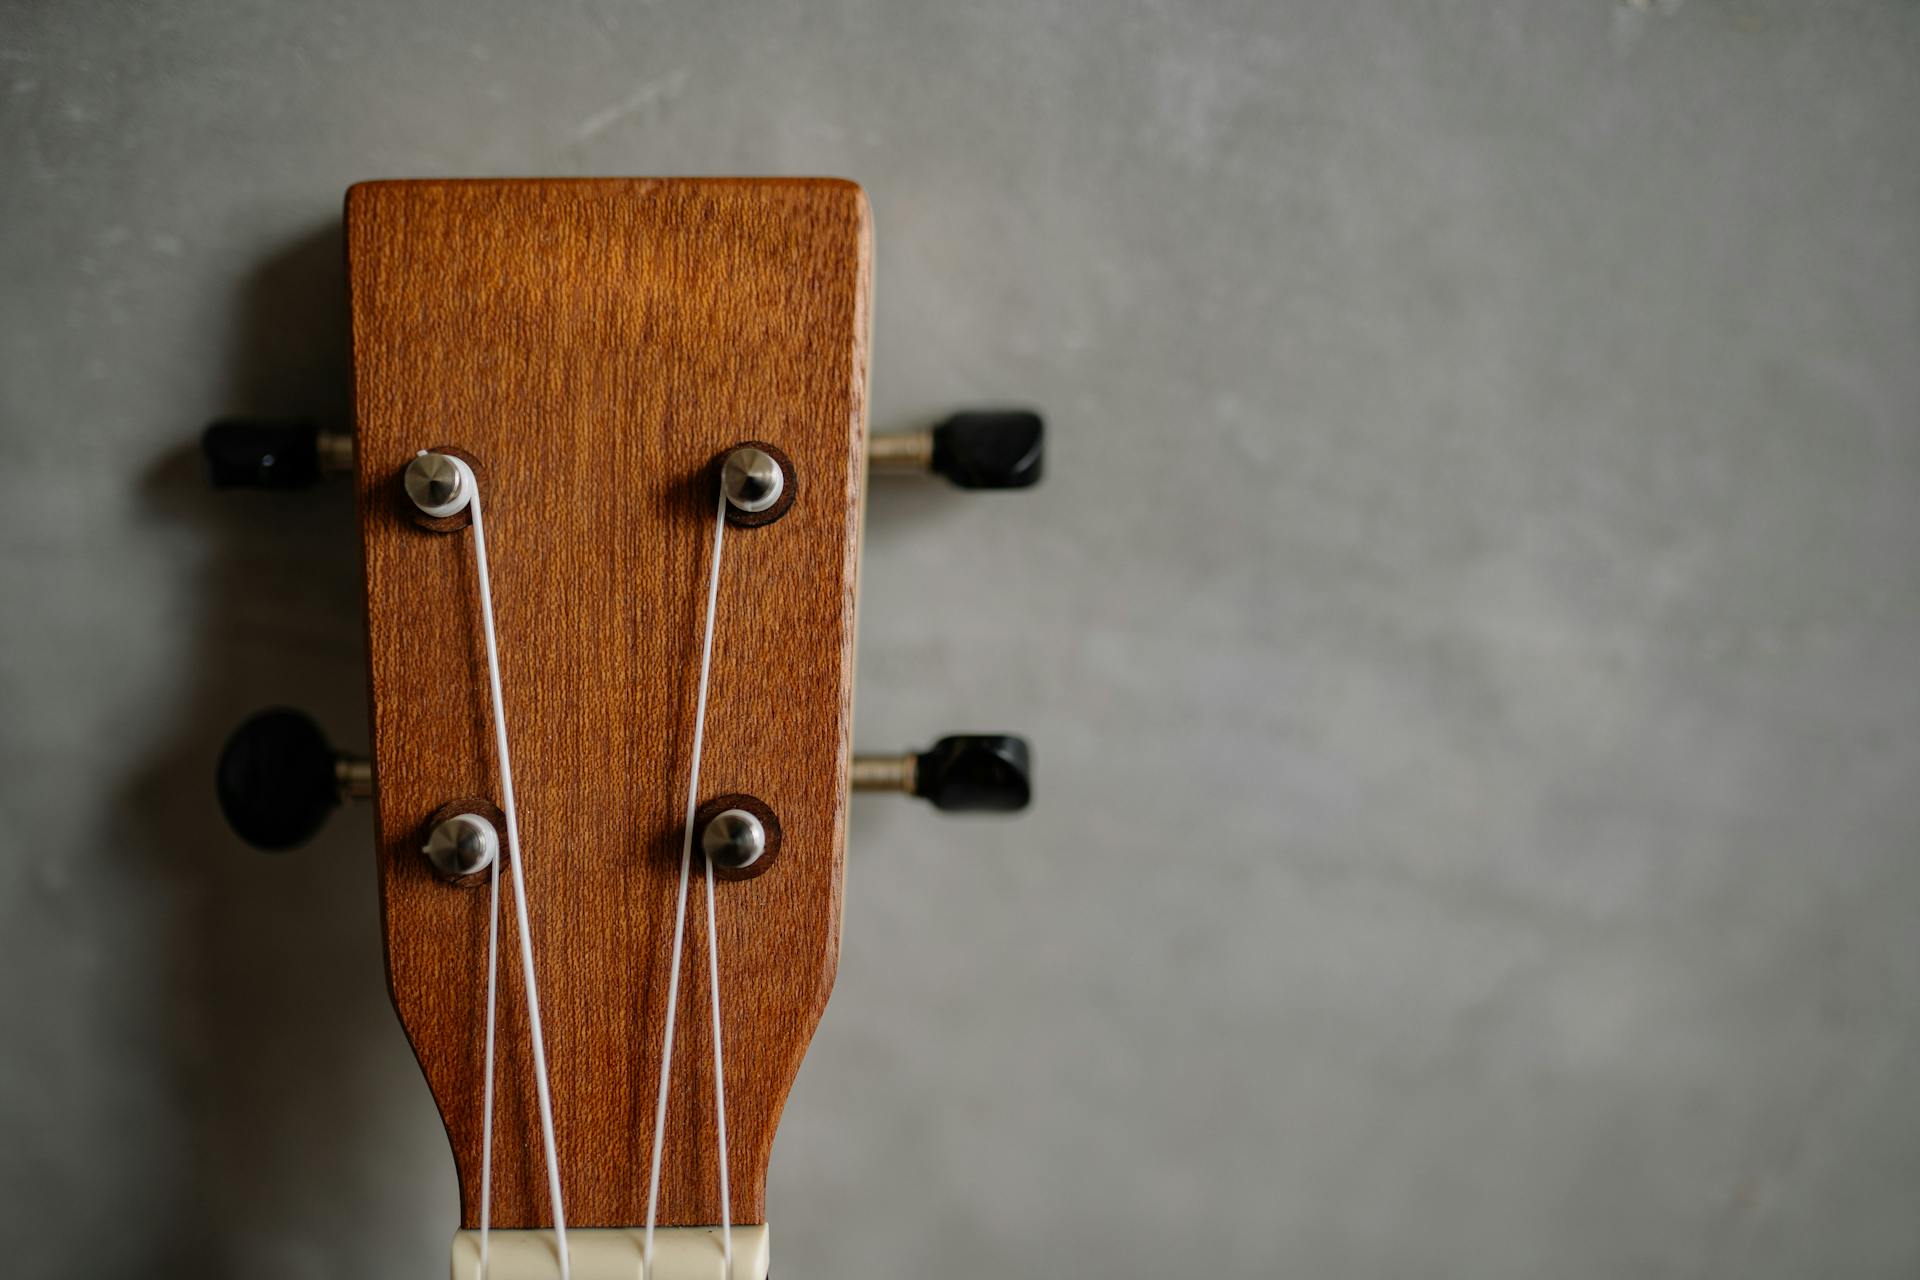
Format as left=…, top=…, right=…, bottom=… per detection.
left=868, top=410, right=1045, bottom=490
left=202, top=419, right=353, bottom=489
left=851, top=734, right=1033, bottom=813
left=932, top=410, right=1044, bottom=489
left=917, top=734, right=1032, bottom=811
left=216, top=708, right=367, bottom=850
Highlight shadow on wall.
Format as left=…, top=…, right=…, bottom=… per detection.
left=115, top=223, right=451, bottom=1274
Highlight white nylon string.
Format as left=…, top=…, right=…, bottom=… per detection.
left=643, top=486, right=735, bottom=1279
left=476, top=843, right=500, bottom=1277
left=700, top=782, right=734, bottom=1271
left=455, top=458, right=571, bottom=1280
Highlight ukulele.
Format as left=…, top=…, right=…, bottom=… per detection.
left=204, top=178, right=1042, bottom=1279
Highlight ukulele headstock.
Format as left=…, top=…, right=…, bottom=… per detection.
left=350, top=177, right=869, bottom=1230
left=207, top=176, right=1042, bottom=1273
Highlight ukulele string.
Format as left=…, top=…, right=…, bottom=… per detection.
left=476, top=831, right=499, bottom=1278
left=700, top=749, right=735, bottom=1274
left=459, top=460, right=571, bottom=1280
left=643, top=484, right=735, bottom=1279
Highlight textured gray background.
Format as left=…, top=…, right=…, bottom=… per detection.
left=3, top=1, right=1919, bottom=1277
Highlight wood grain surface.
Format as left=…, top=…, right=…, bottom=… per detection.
left=346, top=178, right=872, bottom=1229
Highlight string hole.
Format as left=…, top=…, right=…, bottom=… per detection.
left=692, top=793, right=783, bottom=880
left=716, top=441, right=796, bottom=527
left=419, top=798, right=507, bottom=886
left=701, top=808, right=767, bottom=871
left=405, top=451, right=471, bottom=518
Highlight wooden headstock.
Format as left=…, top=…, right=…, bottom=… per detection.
left=348, top=178, right=870, bottom=1230
left=208, top=176, right=1040, bottom=1277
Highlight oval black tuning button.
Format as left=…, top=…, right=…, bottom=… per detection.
left=931, top=410, right=1044, bottom=490
left=216, top=708, right=363, bottom=851
left=868, top=409, right=1045, bottom=490
left=202, top=419, right=354, bottom=489
left=851, top=734, right=1033, bottom=813
left=916, top=734, right=1032, bottom=811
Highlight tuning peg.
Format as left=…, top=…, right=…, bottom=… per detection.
left=869, top=410, right=1044, bottom=489
left=202, top=418, right=354, bottom=489
left=216, top=708, right=371, bottom=851
left=851, top=734, right=1032, bottom=812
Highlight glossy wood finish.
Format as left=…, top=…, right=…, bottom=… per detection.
left=346, top=178, right=872, bottom=1229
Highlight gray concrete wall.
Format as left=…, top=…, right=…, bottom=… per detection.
left=3, top=1, right=1918, bottom=1276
